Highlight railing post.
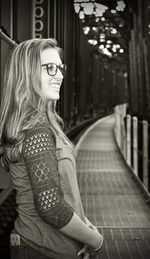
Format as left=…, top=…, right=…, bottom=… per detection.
left=115, top=106, right=121, bottom=148
left=133, top=116, right=138, bottom=176
left=126, top=114, right=131, bottom=166
left=120, top=104, right=126, bottom=157
left=143, top=120, right=148, bottom=190
left=122, top=115, right=126, bottom=159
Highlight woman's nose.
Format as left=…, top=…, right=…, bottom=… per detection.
left=56, top=68, right=63, bottom=79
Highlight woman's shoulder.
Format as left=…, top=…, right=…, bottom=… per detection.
left=22, top=118, right=56, bottom=159
left=23, top=112, right=55, bottom=142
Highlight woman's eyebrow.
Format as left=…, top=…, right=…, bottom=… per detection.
left=41, top=62, right=62, bottom=66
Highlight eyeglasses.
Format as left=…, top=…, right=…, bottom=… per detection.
left=42, top=63, right=67, bottom=77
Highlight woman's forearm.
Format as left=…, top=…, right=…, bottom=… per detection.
left=60, top=212, right=103, bottom=250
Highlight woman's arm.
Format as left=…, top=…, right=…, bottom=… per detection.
left=22, top=124, right=103, bottom=250
left=60, top=212, right=103, bottom=250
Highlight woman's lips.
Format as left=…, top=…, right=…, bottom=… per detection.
left=51, top=84, right=60, bottom=91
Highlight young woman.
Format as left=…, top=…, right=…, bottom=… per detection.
left=0, top=38, right=103, bottom=259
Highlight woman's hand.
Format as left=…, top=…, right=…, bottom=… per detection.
left=85, top=217, right=99, bottom=233
left=85, top=217, right=103, bottom=253
left=88, top=223, right=99, bottom=233
left=77, top=245, right=89, bottom=259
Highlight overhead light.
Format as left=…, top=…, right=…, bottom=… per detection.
left=94, top=3, right=108, bottom=17
left=116, top=44, right=120, bottom=48
left=99, top=33, right=105, bottom=42
left=95, top=17, right=100, bottom=22
left=74, top=1, right=108, bottom=19
left=92, top=26, right=97, bottom=31
left=79, top=11, right=85, bottom=19
left=100, top=39, right=105, bottom=42
left=102, top=48, right=112, bottom=57
left=119, top=48, right=124, bottom=53
left=106, top=44, right=111, bottom=48
left=124, top=72, right=127, bottom=78
left=112, top=46, right=117, bottom=52
left=107, top=40, right=112, bottom=44
left=111, top=28, right=117, bottom=34
left=111, top=9, right=117, bottom=14
left=84, top=3, right=94, bottom=15
left=88, top=39, right=98, bottom=45
left=99, top=44, right=105, bottom=49
left=116, top=1, right=126, bottom=12
left=101, top=17, right=105, bottom=21
left=74, top=3, right=80, bottom=13
left=83, top=26, right=90, bottom=34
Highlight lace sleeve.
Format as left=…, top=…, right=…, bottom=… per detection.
left=22, top=125, right=74, bottom=229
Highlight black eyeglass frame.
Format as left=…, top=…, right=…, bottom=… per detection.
left=42, top=63, right=67, bottom=77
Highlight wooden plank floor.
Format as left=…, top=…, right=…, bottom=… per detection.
left=75, top=115, right=150, bottom=259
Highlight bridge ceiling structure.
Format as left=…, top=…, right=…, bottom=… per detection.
left=73, top=0, right=130, bottom=71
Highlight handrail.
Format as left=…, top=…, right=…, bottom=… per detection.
left=0, top=28, right=16, bottom=46
left=114, top=104, right=150, bottom=197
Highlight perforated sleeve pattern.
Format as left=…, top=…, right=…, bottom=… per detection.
left=22, top=125, right=74, bottom=228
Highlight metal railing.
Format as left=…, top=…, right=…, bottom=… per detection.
left=114, top=104, right=150, bottom=195
left=0, top=28, right=16, bottom=47
left=0, top=29, right=18, bottom=234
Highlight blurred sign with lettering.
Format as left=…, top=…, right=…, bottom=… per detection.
left=32, top=0, right=49, bottom=38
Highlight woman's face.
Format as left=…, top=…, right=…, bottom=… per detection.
left=40, top=48, right=63, bottom=100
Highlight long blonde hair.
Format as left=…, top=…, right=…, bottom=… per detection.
left=0, top=38, right=70, bottom=161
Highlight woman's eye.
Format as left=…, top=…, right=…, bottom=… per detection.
left=48, top=64, right=55, bottom=72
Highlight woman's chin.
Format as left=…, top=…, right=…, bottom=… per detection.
left=47, top=93, right=60, bottom=101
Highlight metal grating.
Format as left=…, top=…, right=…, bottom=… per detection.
left=96, top=228, right=150, bottom=259
left=76, top=115, right=150, bottom=259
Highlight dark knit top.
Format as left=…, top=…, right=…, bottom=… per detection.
left=22, top=124, right=74, bottom=228
left=8, top=117, right=85, bottom=258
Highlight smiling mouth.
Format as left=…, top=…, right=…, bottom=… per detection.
left=53, top=83, right=60, bottom=86
left=52, top=85, right=60, bottom=91
left=49, top=83, right=59, bottom=87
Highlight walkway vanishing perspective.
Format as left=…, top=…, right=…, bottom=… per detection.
left=75, top=115, right=150, bottom=259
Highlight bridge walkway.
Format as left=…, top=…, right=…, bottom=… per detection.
left=75, top=115, right=150, bottom=259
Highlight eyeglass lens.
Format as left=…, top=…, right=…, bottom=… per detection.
left=46, top=63, right=66, bottom=76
